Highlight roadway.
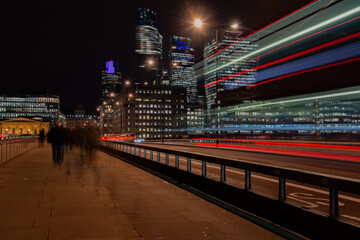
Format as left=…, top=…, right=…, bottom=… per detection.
left=136, top=141, right=360, bottom=225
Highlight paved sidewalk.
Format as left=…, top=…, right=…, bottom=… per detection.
left=0, top=145, right=284, bottom=240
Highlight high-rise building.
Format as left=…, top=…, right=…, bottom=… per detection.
left=100, top=60, right=122, bottom=135
left=169, top=36, right=197, bottom=104
left=204, top=30, right=258, bottom=110
left=135, top=8, right=163, bottom=85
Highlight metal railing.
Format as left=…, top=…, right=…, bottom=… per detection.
left=101, top=140, right=360, bottom=219
left=100, top=140, right=360, bottom=239
left=0, top=136, right=38, bottom=165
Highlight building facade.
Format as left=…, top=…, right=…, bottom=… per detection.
left=112, top=85, right=187, bottom=139
left=135, top=8, right=163, bottom=85
left=0, top=117, right=49, bottom=135
left=66, top=104, right=98, bottom=130
left=100, top=60, right=122, bottom=135
left=0, top=95, right=60, bottom=125
left=204, top=30, right=258, bottom=110
left=169, top=36, right=197, bottom=104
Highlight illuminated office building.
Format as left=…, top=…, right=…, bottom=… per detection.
left=100, top=60, right=122, bottom=135
left=0, top=95, right=60, bottom=125
left=112, top=85, right=186, bottom=139
left=169, top=36, right=197, bottom=104
left=135, top=8, right=163, bottom=85
left=204, top=30, right=258, bottom=110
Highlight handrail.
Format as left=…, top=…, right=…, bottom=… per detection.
left=101, top=140, right=360, bottom=221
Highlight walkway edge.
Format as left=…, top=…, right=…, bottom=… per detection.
left=99, top=148, right=308, bottom=240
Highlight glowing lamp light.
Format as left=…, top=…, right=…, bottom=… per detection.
left=125, top=80, right=131, bottom=85
left=194, top=19, right=202, bottom=28
left=128, top=93, right=133, bottom=98
left=144, top=82, right=148, bottom=86
left=231, top=23, right=238, bottom=29
left=148, top=60, right=154, bottom=65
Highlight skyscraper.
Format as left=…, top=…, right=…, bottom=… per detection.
left=100, top=60, right=122, bottom=135
left=169, top=36, right=197, bottom=104
left=135, top=8, right=163, bottom=85
left=204, top=30, right=258, bottom=110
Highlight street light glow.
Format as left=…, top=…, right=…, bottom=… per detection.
left=148, top=60, right=154, bottom=65
left=194, top=19, right=203, bottom=28
left=231, top=23, right=238, bottom=29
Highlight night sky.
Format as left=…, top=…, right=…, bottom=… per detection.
left=0, top=0, right=312, bottom=113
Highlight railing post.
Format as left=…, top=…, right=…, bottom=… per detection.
left=165, top=153, right=169, bottom=165
left=138, top=148, right=141, bottom=157
left=278, top=177, right=286, bottom=201
left=150, top=150, right=153, bottom=160
left=126, top=145, right=128, bottom=153
left=157, top=152, right=161, bottom=162
left=175, top=155, right=179, bottom=168
left=187, top=157, right=191, bottom=172
left=202, top=161, right=207, bottom=177
left=220, top=165, right=226, bottom=183
left=330, top=188, right=339, bottom=219
left=245, top=170, right=252, bottom=190
left=144, top=149, right=147, bottom=158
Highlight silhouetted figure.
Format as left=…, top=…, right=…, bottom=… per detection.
left=47, top=121, right=66, bottom=167
left=85, top=127, right=99, bottom=165
left=39, top=129, right=45, bottom=147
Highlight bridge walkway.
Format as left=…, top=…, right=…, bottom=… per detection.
left=0, top=145, right=284, bottom=240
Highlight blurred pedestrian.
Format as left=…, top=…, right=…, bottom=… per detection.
left=47, top=120, right=66, bottom=167
left=39, top=128, right=45, bottom=148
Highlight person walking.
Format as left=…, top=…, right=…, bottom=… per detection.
left=47, top=121, right=65, bottom=167
left=39, top=128, right=45, bottom=148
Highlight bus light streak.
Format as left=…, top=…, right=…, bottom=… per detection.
left=250, top=15, right=360, bottom=61
left=205, top=32, right=360, bottom=88
left=204, top=0, right=319, bottom=61
left=247, top=56, right=360, bottom=89
left=203, top=5, right=360, bottom=78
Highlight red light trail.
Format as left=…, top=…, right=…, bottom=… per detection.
left=204, top=0, right=319, bottom=61
left=194, top=138, right=360, bottom=151
left=247, top=56, right=360, bottom=88
left=204, top=31, right=360, bottom=88
left=195, top=143, right=360, bottom=163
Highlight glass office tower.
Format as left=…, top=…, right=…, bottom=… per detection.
left=169, top=36, right=197, bottom=104
left=135, top=8, right=163, bottom=85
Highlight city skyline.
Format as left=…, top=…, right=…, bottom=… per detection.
left=0, top=0, right=312, bottom=112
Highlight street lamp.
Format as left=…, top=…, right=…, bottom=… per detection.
left=125, top=80, right=131, bottom=86
left=194, top=19, right=203, bottom=28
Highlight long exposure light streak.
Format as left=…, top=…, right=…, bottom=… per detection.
left=247, top=56, right=360, bottom=88
left=205, top=31, right=360, bottom=88
left=195, top=143, right=360, bottom=163
left=229, top=87, right=360, bottom=112
left=203, top=5, right=360, bottom=78
left=250, top=15, right=360, bottom=61
left=254, top=41, right=360, bottom=84
left=194, top=138, right=360, bottom=151
left=204, top=0, right=319, bottom=61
